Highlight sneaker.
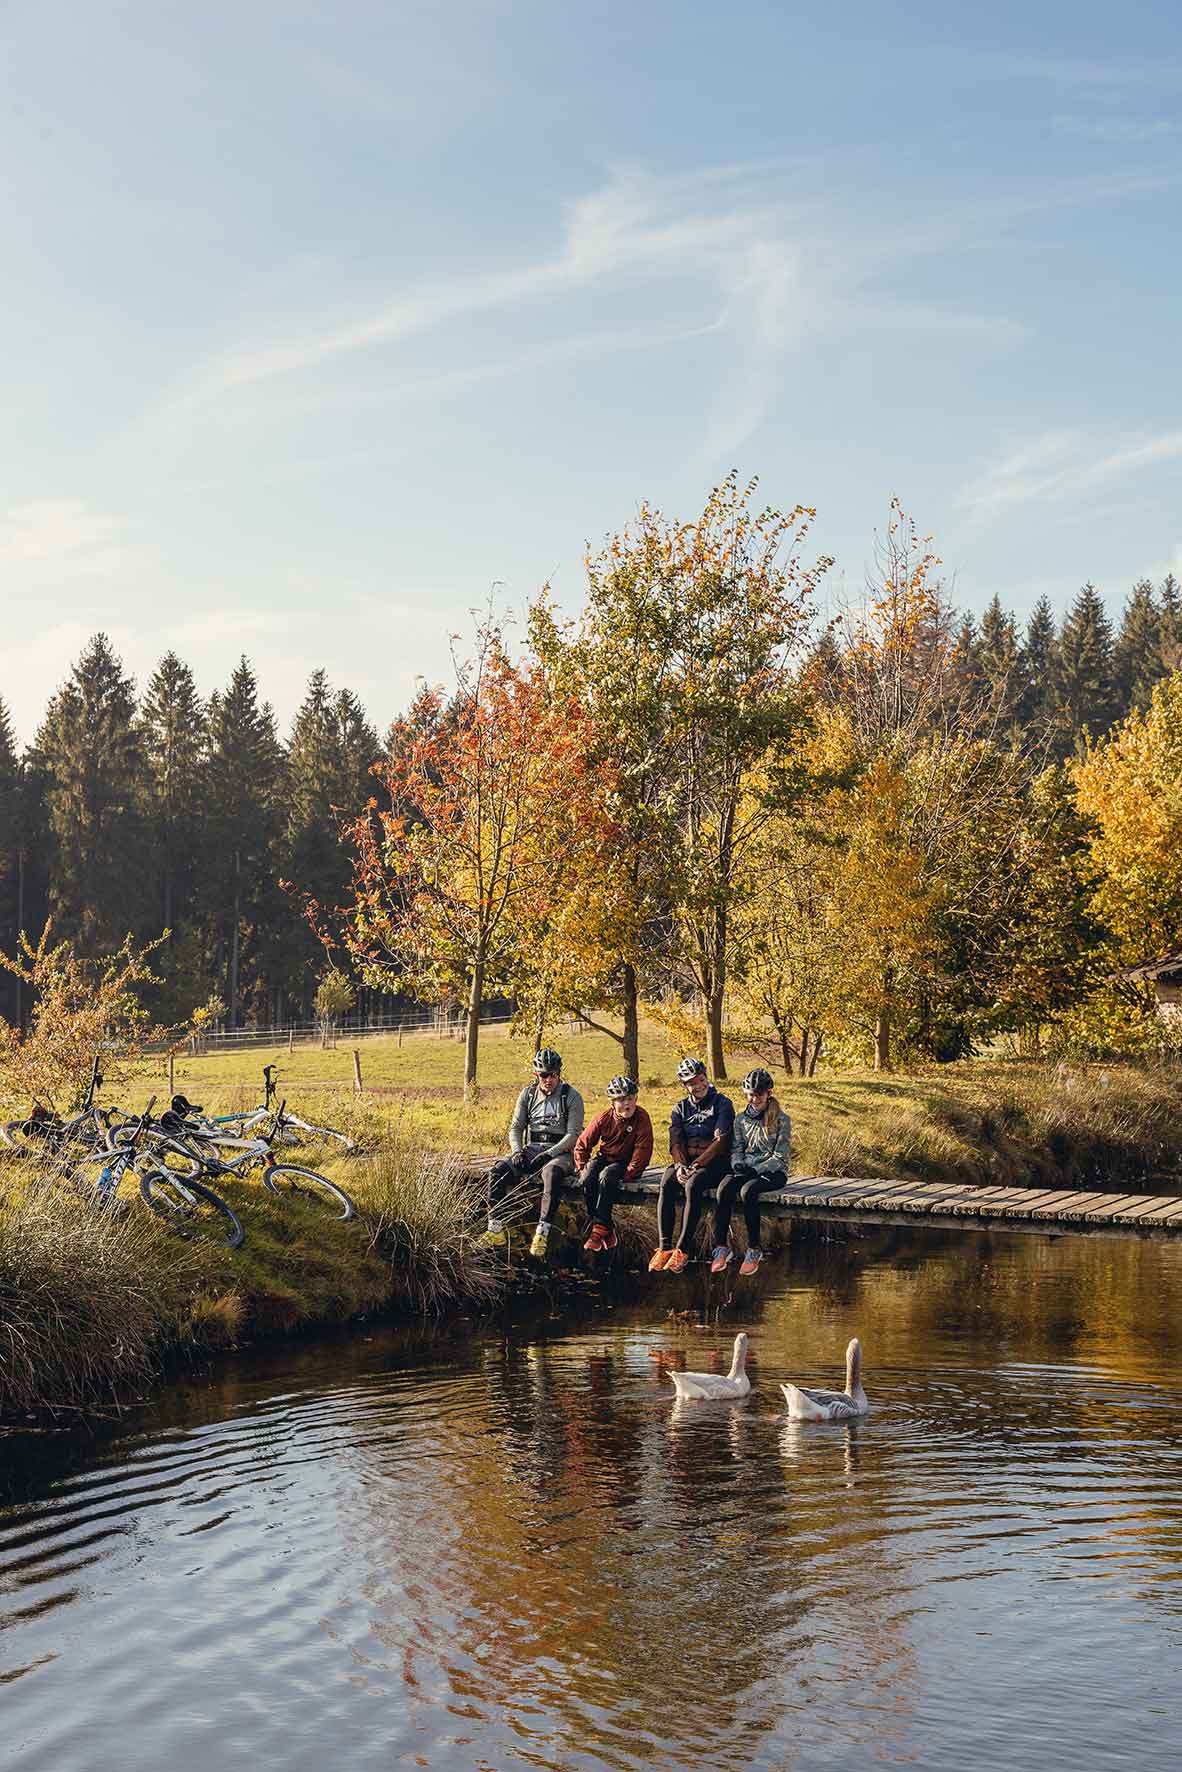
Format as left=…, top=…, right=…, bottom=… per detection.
left=478, top=1225, right=508, bottom=1248
left=529, top=1226, right=550, bottom=1260
left=739, top=1247, right=764, bottom=1277
left=583, top=1225, right=607, bottom=1253
left=600, top=1226, right=618, bottom=1251
left=665, top=1249, right=690, bottom=1274
left=709, top=1245, right=733, bottom=1275
left=648, top=1248, right=673, bottom=1272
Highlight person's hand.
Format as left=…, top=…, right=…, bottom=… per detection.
left=676, top=1163, right=692, bottom=1183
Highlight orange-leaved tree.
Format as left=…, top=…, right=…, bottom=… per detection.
left=330, top=617, right=595, bottom=1100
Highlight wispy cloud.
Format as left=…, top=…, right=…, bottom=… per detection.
left=960, top=428, right=1182, bottom=519
left=0, top=499, right=127, bottom=567
left=1053, top=113, right=1178, bottom=143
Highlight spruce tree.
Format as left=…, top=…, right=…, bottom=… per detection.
left=1018, top=595, right=1060, bottom=731
left=0, top=699, right=20, bottom=1018
left=978, top=594, right=1022, bottom=727
left=1160, top=574, right=1182, bottom=673
left=139, top=654, right=207, bottom=933
left=202, top=658, right=283, bottom=1025
left=284, top=671, right=380, bottom=1012
left=1113, top=579, right=1163, bottom=715
left=33, top=634, right=148, bottom=951
left=1056, top=582, right=1119, bottom=746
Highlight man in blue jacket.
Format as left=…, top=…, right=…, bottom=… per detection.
left=650, top=1057, right=734, bottom=1274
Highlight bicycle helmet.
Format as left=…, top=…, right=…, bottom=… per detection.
left=606, top=1075, right=638, bottom=1098
left=742, top=1067, right=774, bottom=1094
left=533, top=1047, right=562, bottom=1075
left=676, top=1056, right=707, bottom=1083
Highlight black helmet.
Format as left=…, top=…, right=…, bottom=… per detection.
left=742, top=1068, right=774, bottom=1094
left=533, top=1047, right=562, bottom=1075
left=606, top=1075, right=638, bottom=1098
left=676, top=1056, right=707, bottom=1084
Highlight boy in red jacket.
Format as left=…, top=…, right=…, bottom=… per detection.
left=574, top=1076, right=654, bottom=1252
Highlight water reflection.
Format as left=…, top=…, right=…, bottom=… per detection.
left=2, top=1227, right=1182, bottom=1771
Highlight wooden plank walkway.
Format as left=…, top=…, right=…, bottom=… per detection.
left=606, top=1168, right=1182, bottom=1240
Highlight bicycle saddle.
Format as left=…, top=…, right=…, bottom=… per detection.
left=170, top=1094, right=203, bottom=1116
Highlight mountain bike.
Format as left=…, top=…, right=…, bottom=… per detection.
left=48, top=1097, right=245, bottom=1250
left=168, top=1065, right=359, bottom=1155
left=2, top=1055, right=131, bottom=1158
left=154, top=1098, right=358, bottom=1222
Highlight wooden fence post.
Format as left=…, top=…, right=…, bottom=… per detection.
left=289, top=1026, right=294, bottom=1054
left=352, top=1049, right=363, bottom=1094
left=168, top=1051, right=175, bottom=1095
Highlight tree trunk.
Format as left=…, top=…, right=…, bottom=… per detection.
left=770, top=1006, right=795, bottom=1075
left=798, top=1028, right=810, bottom=1077
left=874, top=999, right=892, bottom=1072
left=229, top=849, right=241, bottom=1029
left=622, top=962, right=640, bottom=1081
left=807, top=1032, right=823, bottom=1077
left=464, top=956, right=485, bottom=1102
left=704, top=988, right=726, bottom=1079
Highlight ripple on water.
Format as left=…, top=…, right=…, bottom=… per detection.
left=3, top=1234, right=1182, bottom=1770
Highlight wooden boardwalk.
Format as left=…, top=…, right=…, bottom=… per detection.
left=610, top=1169, right=1182, bottom=1240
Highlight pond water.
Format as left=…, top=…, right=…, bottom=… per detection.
left=3, top=1224, right=1182, bottom=1771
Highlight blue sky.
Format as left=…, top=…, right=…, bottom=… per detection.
left=2, top=0, right=1180, bottom=743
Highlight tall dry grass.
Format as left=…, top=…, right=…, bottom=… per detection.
left=355, top=1142, right=504, bottom=1314
left=0, top=1168, right=206, bottom=1417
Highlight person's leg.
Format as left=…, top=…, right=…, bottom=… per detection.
left=657, top=1164, right=681, bottom=1249
left=486, top=1157, right=517, bottom=1225
left=594, top=1161, right=625, bottom=1232
left=711, top=1171, right=744, bottom=1247
left=739, top=1168, right=785, bottom=1270
left=581, top=1156, right=605, bottom=1223
left=674, top=1170, right=711, bottom=1253
left=537, top=1158, right=566, bottom=1226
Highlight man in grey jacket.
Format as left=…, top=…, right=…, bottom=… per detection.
left=485, top=1047, right=585, bottom=1257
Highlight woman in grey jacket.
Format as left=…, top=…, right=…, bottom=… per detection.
left=709, top=1068, right=790, bottom=1276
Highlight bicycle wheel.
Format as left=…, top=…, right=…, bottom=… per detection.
left=138, top=1165, right=245, bottom=1249
left=1, top=1117, right=62, bottom=1157
left=262, top=1163, right=356, bottom=1221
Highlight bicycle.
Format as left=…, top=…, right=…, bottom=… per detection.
left=2, top=1056, right=132, bottom=1159
left=153, top=1098, right=358, bottom=1222
left=41, top=1096, right=246, bottom=1250
left=168, top=1064, right=359, bottom=1156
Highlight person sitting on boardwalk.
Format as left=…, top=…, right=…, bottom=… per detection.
left=574, top=1075, right=655, bottom=1254
left=709, top=1067, right=790, bottom=1278
left=650, top=1058, right=735, bottom=1275
left=486, top=1048, right=585, bottom=1257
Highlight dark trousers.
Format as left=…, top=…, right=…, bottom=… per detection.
left=712, top=1165, right=786, bottom=1247
left=658, top=1156, right=729, bottom=1252
left=580, top=1155, right=626, bottom=1229
left=487, top=1147, right=572, bottom=1223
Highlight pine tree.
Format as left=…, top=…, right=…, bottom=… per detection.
left=202, top=658, right=283, bottom=1025
left=33, top=635, right=148, bottom=951
left=1056, top=583, right=1119, bottom=746
left=978, top=594, right=1023, bottom=727
left=0, top=699, right=20, bottom=1020
left=1160, top=574, right=1182, bottom=673
left=284, top=671, right=380, bottom=1012
left=139, top=654, right=207, bottom=934
left=1018, top=596, right=1060, bottom=731
left=1113, top=579, right=1163, bottom=716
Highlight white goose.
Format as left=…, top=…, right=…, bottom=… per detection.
left=667, top=1332, right=751, bottom=1402
left=780, top=1337, right=868, bottom=1422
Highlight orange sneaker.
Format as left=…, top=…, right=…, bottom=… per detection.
left=665, top=1249, right=690, bottom=1274
left=648, top=1248, right=673, bottom=1272
left=601, top=1226, right=618, bottom=1251
left=584, top=1225, right=607, bottom=1253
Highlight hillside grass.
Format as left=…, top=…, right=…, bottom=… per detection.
left=3, top=1026, right=1180, bottom=1421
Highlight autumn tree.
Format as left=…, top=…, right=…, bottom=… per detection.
left=330, top=619, right=592, bottom=1099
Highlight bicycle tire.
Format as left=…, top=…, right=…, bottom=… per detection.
left=262, top=1163, right=356, bottom=1221
left=138, top=1166, right=245, bottom=1249
left=1, top=1117, right=63, bottom=1157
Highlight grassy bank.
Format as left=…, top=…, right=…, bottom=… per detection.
left=3, top=1029, right=1181, bottom=1421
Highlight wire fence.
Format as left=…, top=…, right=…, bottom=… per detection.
left=184, top=1007, right=516, bottom=1055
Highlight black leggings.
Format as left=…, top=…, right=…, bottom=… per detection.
left=579, top=1155, right=626, bottom=1229
left=712, top=1166, right=785, bottom=1247
left=487, top=1149, right=572, bottom=1224
left=657, top=1157, right=729, bottom=1252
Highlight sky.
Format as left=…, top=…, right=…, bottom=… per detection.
left=2, top=0, right=1181, bottom=745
